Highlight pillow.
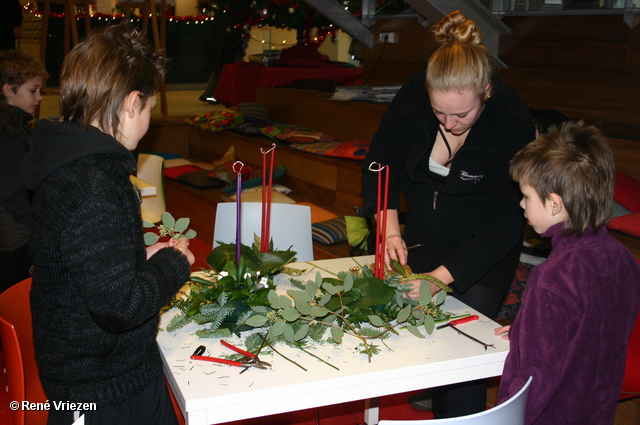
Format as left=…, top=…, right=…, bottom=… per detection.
left=311, top=216, right=347, bottom=245
left=208, top=161, right=252, bottom=183
left=237, top=102, right=271, bottom=122
left=290, top=141, right=342, bottom=156
left=608, top=212, right=640, bottom=238
left=614, top=171, right=640, bottom=213
left=241, top=184, right=292, bottom=195
left=260, top=124, right=312, bottom=140
left=275, top=130, right=340, bottom=144
left=184, top=108, right=244, bottom=133
left=163, top=164, right=203, bottom=180
left=220, top=164, right=287, bottom=194
left=231, top=121, right=275, bottom=137
left=324, top=140, right=371, bottom=160
left=295, top=202, right=338, bottom=224
left=613, top=200, right=632, bottom=218
left=177, top=170, right=226, bottom=189
left=230, top=191, right=296, bottom=204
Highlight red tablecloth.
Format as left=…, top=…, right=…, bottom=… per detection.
left=214, top=62, right=363, bottom=105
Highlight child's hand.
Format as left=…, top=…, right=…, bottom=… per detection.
left=494, top=325, right=511, bottom=341
left=146, top=240, right=174, bottom=260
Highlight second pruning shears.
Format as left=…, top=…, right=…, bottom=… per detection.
left=437, top=315, right=495, bottom=350
left=190, top=340, right=271, bottom=374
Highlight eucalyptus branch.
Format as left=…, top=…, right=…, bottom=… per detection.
left=258, top=334, right=307, bottom=371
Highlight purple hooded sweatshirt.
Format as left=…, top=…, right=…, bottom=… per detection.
left=498, top=222, right=640, bottom=425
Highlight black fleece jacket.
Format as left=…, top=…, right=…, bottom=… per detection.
left=362, top=74, right=535, bottom=296
left=20, top=119, right=191, bottom=407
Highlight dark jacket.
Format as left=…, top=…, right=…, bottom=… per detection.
left=20, top=119, right=191, bottom=407
left=498, top=223, right=640, bottom=424
left=362, top=73, right=535, bottom=297
left=0, top=104, right=32, bottom=250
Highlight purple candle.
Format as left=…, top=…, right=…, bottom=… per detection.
left=234, top=162, right=244, bottom=265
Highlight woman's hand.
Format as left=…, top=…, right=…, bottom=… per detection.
left=494, top=325, right=511, bottom=341
left=405, top=276, right=442, bottom=299
left=385, top=234, right=408, bottom=270
left=173, top=237, right=196, bottom=265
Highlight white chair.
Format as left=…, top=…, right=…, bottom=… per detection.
left=137, top=153, right=166, bottom=223
left=378, top=376, right=533, bottom=425
left=213, top=202, right=314, bottom=262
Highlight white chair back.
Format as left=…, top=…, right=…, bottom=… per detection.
left=213, top=202, right=314, bottom=262
left=378, top=376, right=533, bottom=425
left=137, top=153, right=166, bottom=223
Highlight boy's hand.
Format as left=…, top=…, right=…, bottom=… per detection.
left=494, top=325, right=511, bottom=341
left=172, top=237, right=195, bottom=265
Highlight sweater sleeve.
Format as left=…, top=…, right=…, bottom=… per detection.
left=498, top=270, right=581, bottom=424
left=57, top=177, right=190, bottom=334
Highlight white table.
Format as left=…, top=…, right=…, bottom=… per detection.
left=158, top=256, right=509, bottom=425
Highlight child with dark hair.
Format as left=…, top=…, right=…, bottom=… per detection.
left=529, top=108, right=568, bottom=138
left=495, top=121, right=640, bottom=425
left=0, top=49, right=47, bottom=293
left=20, top=24, right=194, bottom=425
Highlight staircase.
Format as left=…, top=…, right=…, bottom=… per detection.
left=302, top=0, right=640, bottom=66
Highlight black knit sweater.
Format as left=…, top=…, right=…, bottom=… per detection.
left=20, top=119, right=191, bottom=407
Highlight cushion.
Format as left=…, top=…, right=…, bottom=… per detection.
left=312, top=216, right=347, bottom=245
left=295, top=201, right=338, bottom=224
left=613, top=200, right=632, bottom=218
left=241, top=184, right=292, bottom=195
left=260, top=124, right=312, bottom=140
left=614, top=171, right=640, bottom=213
left=184, top=108, right=244, bottom=132
left=177, top=170, right=226, bottom=189
left=608, top=212, right=640, bottom=238
left=275, top=130, right=340, bottom=144
left=230, top=191, right=296, bottom=204
left=163, top=164, right=203, bottom=180
left=220, top=164, right=287, bottom=194
left=237, top=102, right=271, bottom=122
left=207, top=161, right=252, bottom=183
left=231, top=121, right=275, bottom=137
left=290, top=141, right=342, bottom=156
left=324, top=140, right=371, bottom=160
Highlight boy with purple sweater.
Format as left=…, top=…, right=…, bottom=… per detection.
left=495, top=121, right=640, bottom=424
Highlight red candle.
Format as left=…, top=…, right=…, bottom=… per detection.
left=260, top=143, right=276, bottom=252
left=368, top=162, right=390, bottom=279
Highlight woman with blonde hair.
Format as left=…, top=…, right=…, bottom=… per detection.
left=362, top=10, right=535, bottom=417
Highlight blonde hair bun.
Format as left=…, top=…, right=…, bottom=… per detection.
left=433, top=10, right=483, bottom=47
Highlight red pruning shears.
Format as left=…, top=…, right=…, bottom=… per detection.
left=436, top=315, right=495, bottom=350
left=190, top=340, right=271, bottom=373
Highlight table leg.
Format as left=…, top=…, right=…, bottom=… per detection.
left=364, top=397, right=380, bottom=425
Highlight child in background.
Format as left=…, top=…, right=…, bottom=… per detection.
left=495, top=121, right=640, bottom=425
left=0, top=50, right=47, bottom=293
left=20, top=25, right=194, bottom=425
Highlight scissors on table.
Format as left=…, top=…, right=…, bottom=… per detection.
left=190, top=340, right=271, bottom=374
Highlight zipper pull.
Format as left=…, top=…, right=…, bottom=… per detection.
left=433, top=190, right=438, bottom=210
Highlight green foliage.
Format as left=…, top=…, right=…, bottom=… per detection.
left=143, top=212, right=197, bottom=246
left=164, top=237, right=453, bottom=363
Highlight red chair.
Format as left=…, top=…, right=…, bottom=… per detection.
left=0, top=315, right=26, bottom=425
left=620, top=309, right=640, bottom=401
left=0, top=278, right=48, bottom=425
